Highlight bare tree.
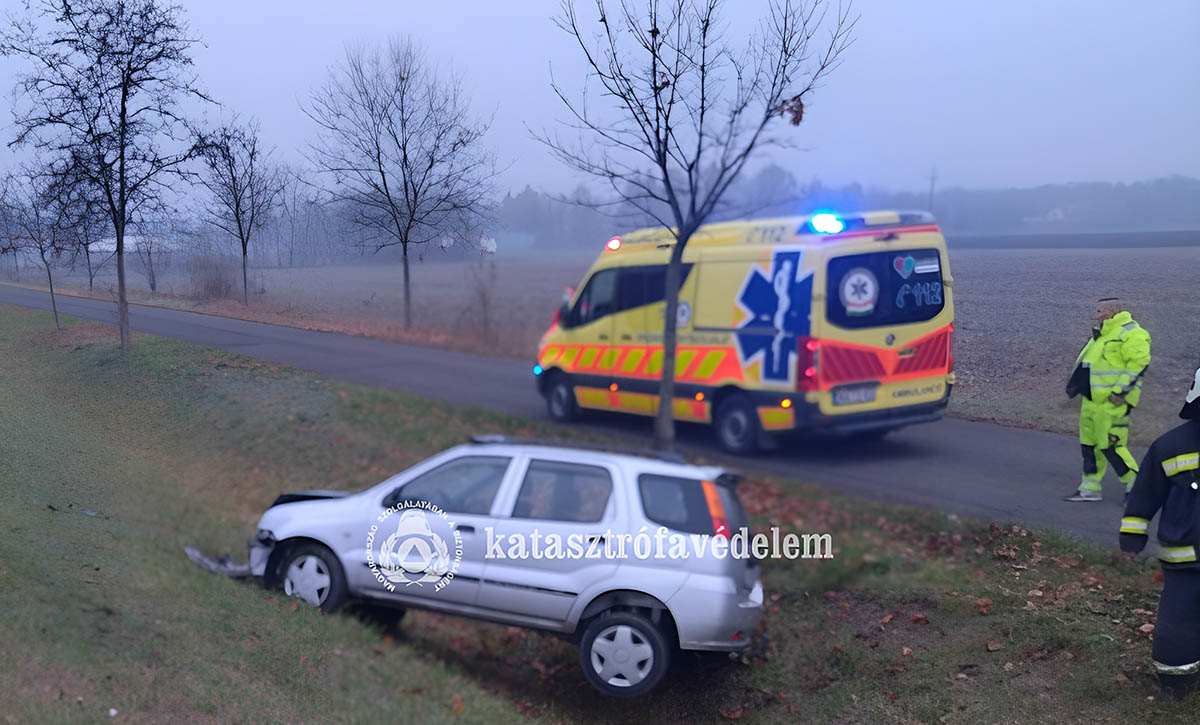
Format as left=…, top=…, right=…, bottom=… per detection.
left=198, top=119, right=284, bottom=304
left=2, top=0, right=211, bottom=351
left=0, top=166, right=75, bottom=330
left=538, top=0, right=855, bottom=450
left=303, top=37, right=498, bottom=329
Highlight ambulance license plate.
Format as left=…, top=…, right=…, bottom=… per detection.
left=833, top=384, right=877, bottom=406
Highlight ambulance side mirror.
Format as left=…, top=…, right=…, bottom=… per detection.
left=558, top=302, right=574, bottom=329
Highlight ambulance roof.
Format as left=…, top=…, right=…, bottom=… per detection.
left=608, top=210, right=939, bottom=254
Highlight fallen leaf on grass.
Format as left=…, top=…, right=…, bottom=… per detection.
left=451, top=694, right=465, bottom=715
left=973, top=599, right=993, bottom=614
left=911, top=614, right=928, bottom=624
left=986, top=640, right=1003, bottom=652
left=879, top=612, right=895, bottom=630
left=720, top=706, right=744, bottom=720
left=1138, top=623, right=1155, bottom=634
left=1003, top=662, right=1014, bottom=671
left=1114, top=673, right=1129, bottom=683
left=902, top=646, right=913, bottom=656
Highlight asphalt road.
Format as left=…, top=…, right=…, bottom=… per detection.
left=1, top=284, right=1136, bottom=546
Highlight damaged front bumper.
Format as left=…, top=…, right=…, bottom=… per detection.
left=248, top=529, right=276, bottom=578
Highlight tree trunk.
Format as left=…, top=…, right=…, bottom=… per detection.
left=85, top=246, right=94, bottom=291
left=242, top=247, right=249, bottom=305
left=116, top=241, right=130, bottom=351
left=43, top=253, right=60, bottom=331
left=653, top=239, right=689, bottom=451
left=402, top=243, right=412, bottom=329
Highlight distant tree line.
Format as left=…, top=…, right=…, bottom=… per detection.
left=498, top=167, right=1200, bottom=250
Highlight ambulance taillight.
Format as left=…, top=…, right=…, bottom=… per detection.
left=797, top=336, right=820, bottom=392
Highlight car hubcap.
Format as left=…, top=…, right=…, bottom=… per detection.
left=590, top=624, right=654, bottom=688
left=284, top=554, right=331, bottom=607
left=722, top=410, right=748, bottom=446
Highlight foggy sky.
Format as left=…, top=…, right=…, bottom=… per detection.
left=5, top=0, right=1199, bottom=194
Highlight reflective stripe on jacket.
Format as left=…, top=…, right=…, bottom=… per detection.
left=1075, top=311, right=1151, bottom=407
left=1120, top=420, right=1200, bottom=568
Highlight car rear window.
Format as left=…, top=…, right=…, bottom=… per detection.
left=638, top=474, right=733, bottom=536
left=826, top=248, right=945, bottom=329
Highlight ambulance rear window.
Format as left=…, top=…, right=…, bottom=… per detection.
left=826, top=248, right=945, bottom=329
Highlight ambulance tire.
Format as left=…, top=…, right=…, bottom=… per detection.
left=714, top=394, right=760, bottom=455
left=546, top=374, right=582, bottom=423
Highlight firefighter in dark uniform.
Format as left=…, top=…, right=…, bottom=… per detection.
left=1120, top=366, right=1200, bottom=698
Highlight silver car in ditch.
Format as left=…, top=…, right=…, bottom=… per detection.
left=248, top=436, right=763, bottom=697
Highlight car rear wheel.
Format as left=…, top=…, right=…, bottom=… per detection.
left=714, top=394, right=760, bottom=454
left=546, top=374, right=581, bottom=422
left=281, top=543, right=348, bottom=612
left=579, top=611, right=671, bottom=697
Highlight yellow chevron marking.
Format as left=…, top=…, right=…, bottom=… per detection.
left=675, top=349, right=698, bottom=376
left=645, top=349, right=664, bottom=375
left=693, top=350, right=725, bottom=380
left=621, top=348, right=646, bottom=373
left=599, top=348, right=619, bottom=370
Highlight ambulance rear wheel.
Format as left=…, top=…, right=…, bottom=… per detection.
left=546, top=374, right=581, bottom=422
left=714, top=394, right=759, bottom=454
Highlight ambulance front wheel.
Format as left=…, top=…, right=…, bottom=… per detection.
left=546, top=374, right=582, bottom=422
left=714, top=394, right=760, bottom=455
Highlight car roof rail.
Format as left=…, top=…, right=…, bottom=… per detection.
left=469, top=434, right=688, bottom=465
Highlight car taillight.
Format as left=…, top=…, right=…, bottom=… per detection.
left=797, top=336, right=819, bottom=392
left=701, top=480, right=730, bottom=539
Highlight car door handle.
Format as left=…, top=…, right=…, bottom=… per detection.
left=620, top=334, right=632, bottom=341
left=598, top=334, right=609, bottom=340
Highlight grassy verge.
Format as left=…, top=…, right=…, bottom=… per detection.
left=0, top=303, right=1190, bottom=723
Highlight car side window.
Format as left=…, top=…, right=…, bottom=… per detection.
left=638, top=473, right=715, bottom=535
left=384, top=456, right=510, bottom=515
left=572, top=269, right=617, bottom=326
left=512, top=460, right=612, bottom=523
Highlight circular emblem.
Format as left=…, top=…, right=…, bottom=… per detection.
left=676, top=301, right=692, bottom=328
left=367, top=501, right=462, bottom=593
left=885, top=333, right=896, bottom=346
left=839, top=267, right=878, bottom=317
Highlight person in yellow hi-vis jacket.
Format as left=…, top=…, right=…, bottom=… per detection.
left=1065, top=298, right=1151, bottom=501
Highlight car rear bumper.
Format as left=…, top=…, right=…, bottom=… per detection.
left=779, top=384, right=952, bottom=435
left=668, top=576, right=763, bottom=652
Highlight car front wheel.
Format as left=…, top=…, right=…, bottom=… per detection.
left=281, top=542, right=348, bottom=612
left=546, top=374, right=581, bottom=422
left=579, top=611, right=671, bottom=697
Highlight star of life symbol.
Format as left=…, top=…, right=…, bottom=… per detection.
left=735, top=248, right=813, bottom=384
left=839, top=267, right=878, bottom=316
left=366, top=500, right=462, bottom=593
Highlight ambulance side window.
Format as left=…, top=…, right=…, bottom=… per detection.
left=615, top=265, right=693, bottom=313
left=572, top=269, right=618, bottom=326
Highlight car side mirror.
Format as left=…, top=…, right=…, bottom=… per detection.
left=558, top=302, right=574, bottom=329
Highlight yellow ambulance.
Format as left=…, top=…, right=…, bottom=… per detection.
left=533, top=211, right=955, bottom=453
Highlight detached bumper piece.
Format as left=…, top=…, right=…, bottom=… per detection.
left=184, top=546, right=251, bottom=578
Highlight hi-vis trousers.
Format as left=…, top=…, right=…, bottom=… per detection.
left=1078, top=398, right=1138, bottom=494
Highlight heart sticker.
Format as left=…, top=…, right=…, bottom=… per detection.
left=893, top=255, right=915, bottom=279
